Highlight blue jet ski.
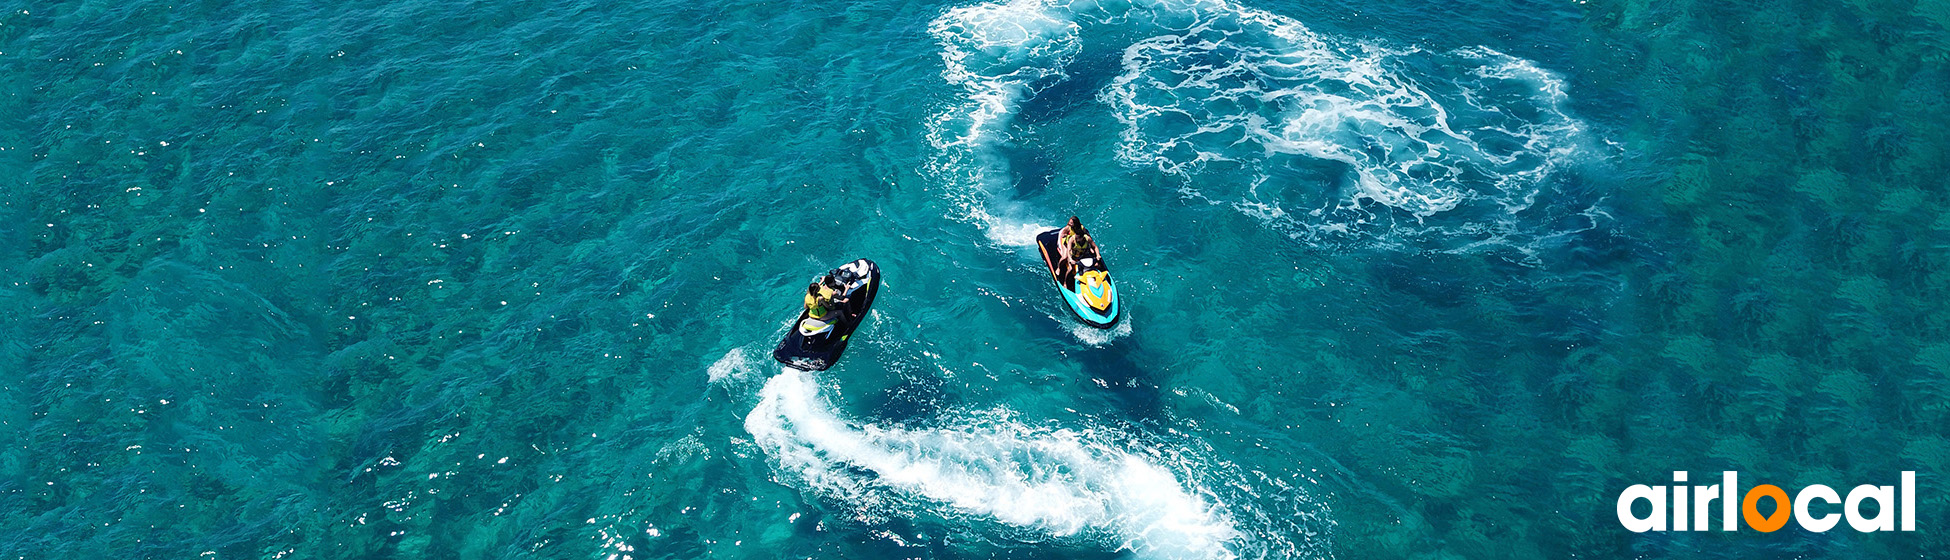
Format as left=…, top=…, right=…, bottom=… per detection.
left=1036, top=229, right=1120, bottom=328
left=773, top=259, right=880, bottom=371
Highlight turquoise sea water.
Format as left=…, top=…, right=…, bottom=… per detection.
left=4, top=0, right=1948, bottom=558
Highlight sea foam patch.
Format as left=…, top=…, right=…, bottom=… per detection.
left=707, top=347, right=754, bottom=384
left=926, top=0, right=1084, bottom=245
left=927, top=0, right=1598, bottom=252
left=1065, top=310, right=1133, bottom=346
left=744, top=367, right=1319, bottom=559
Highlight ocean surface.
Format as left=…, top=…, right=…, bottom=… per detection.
left=4, top=0, right=1947, bottom=558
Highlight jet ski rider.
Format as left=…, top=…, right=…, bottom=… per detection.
left=1056, top=215, right=1099, bottom=282
left=803, top=273, right=851, bottom=323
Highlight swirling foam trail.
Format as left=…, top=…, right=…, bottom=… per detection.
left=1067, top=314, right=1133, bottom=346
left=745, top=367, right=1253, bottom=559
left=926, top=0, right=1083, bottom=245
left=929, top=0, right=1594, bottom=250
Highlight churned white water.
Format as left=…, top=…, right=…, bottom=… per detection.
left=926, top=0, right=1596, bottom=251
left=743, top=365, right=1313, bottom=559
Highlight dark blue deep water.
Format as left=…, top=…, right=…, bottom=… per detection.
left=4, top=0, right=1947, bottom=558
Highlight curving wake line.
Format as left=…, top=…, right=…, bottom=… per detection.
left=735, top=361, right=1327, bottom=559
left=745, top=366, right=1239, bottom=557
left=926, top=0, right=1596, bottom=250
left=924, top=0, right=1084, bottom=247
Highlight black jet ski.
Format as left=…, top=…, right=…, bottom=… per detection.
left=1036, top=229, right=1120, bottom=328
left=773, top=259, right=881, bottom=371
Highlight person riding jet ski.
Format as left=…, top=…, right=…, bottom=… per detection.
left=799, top=273, right=853, bottom=337
left=775, top=259, right=881, bottom=370
left=1036, top=217, right=1120, bottom=328
left=1054, top=216, right=1100, bottom=284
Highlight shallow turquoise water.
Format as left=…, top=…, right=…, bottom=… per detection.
left=4, top=0, right=1947, bottom=558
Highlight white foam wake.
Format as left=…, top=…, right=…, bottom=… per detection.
left=927, top=0, right=1597, bottom=251
left=746, top=367, right=1246, bottom=559
left=707, top=347, right=753, bottom=384
left=1065, top=313, right=1133, bottom=346
left=926, top=0, right=1084, bottom=245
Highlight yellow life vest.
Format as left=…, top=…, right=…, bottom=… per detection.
left=1061, top=228, right=1091, bottom=254
left=805, top=285, right=838, bottom=318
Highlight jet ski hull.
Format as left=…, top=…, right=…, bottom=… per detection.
left=773, top=259, right=881, bottom=371
left=1036, top=229, right=1120, bottom=329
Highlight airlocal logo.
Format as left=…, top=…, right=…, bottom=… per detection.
left=1617, top=471, right=1916, bottom=533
